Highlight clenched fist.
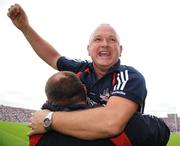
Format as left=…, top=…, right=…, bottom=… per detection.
left=7, top=3, right=29, bottom=31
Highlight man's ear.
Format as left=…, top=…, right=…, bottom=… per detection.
left=119, top=45, right=123, bottom=57
left=87, top=45, right=90, bottom=56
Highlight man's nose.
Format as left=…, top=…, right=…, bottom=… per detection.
left=101, top=39, right=108, bottom=46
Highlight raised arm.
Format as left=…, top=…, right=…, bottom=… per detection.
left=7, top=4, right=60, bottom=69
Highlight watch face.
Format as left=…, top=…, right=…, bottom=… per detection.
left=44, top=118, right=51, bottom=128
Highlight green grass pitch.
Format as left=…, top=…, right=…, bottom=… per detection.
left=0, top=121, right=30, bottom=146
left=0, top=121, right=179, bottom=146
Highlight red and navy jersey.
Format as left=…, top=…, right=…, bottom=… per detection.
left=57, top=57, right=147, bottom=113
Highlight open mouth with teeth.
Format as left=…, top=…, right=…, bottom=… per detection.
left=98, top=51, right=111, bottom=56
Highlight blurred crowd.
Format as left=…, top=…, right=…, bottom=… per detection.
left=0, top=105, right=35, bottom=123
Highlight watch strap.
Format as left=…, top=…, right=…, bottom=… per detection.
left=44, top=112, right=53, bottom=131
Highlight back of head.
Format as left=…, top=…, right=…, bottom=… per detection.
left=45, top=71, right=86, bottom=106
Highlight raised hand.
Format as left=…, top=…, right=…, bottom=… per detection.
left=7, top=3, right=29, bottom=31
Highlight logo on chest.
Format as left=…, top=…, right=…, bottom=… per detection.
left=99, top=88, right=111, bottom=102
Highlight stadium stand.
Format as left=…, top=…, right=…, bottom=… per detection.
left=0, top=105, right=35, bottom=122
left=161, top=114, right=180, bottom=133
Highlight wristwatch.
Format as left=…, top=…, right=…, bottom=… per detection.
left=43, top=112, right=53, bottom=131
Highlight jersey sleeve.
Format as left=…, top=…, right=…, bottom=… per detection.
left=56, top=56, right=89, bottom=73
left=110, top=67, right=147, bottom=111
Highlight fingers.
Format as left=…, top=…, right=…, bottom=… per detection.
left=28, top=112, right=35, bottom=128
left=27, top=122, right=46, bottom=136
left=27, top=122, right=34, bottom=136
left=7, top=3, right=21, bottom=20
left=27, top=110, right=49, bottom=135
left=27, top=122, right=31, bottom=128
left=27, top=129, right=37, bottom=136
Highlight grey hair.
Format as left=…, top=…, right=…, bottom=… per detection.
left=88, top=23, right=120, bottom=45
